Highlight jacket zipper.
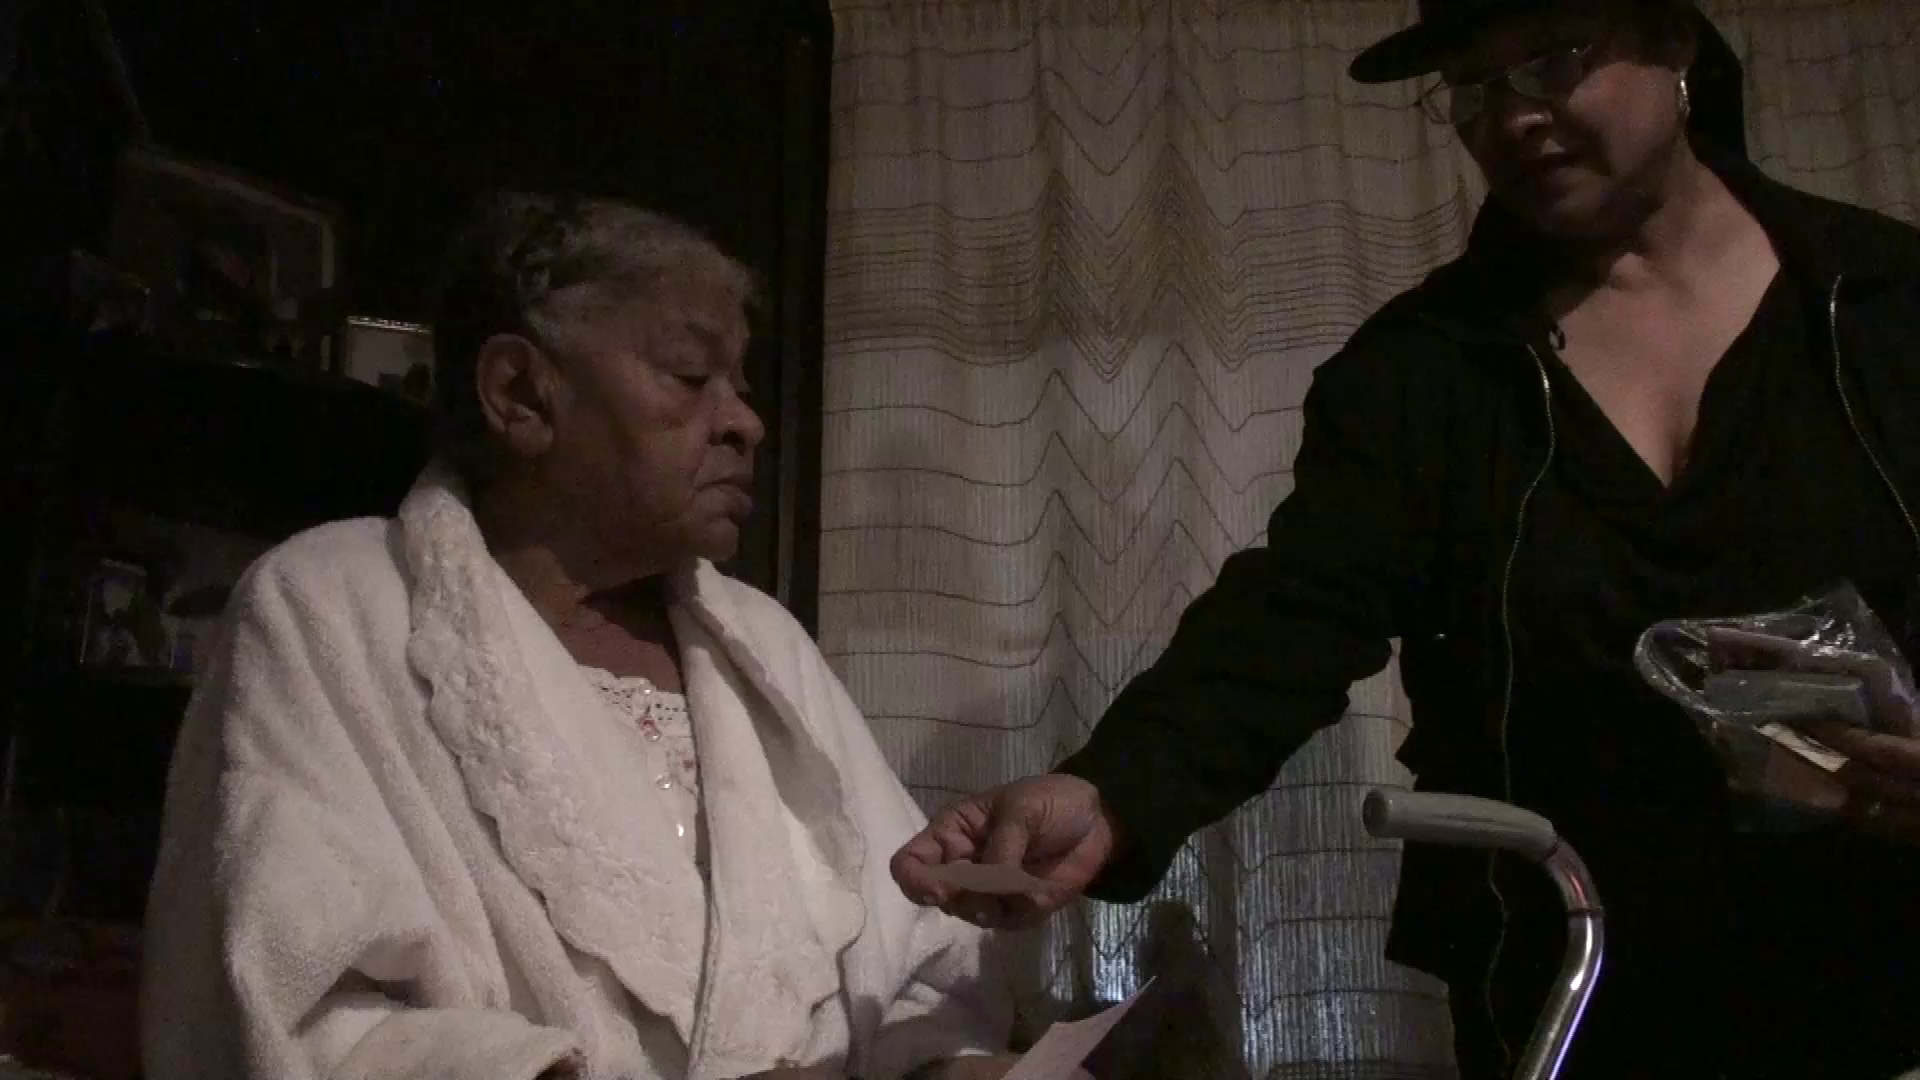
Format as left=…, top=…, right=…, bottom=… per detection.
left=1480, top=343, right=1559, bottom=1073
left=1828, top=274, right=1920, bottom=556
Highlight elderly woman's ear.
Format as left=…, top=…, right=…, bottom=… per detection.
left=475, top=332, right=565, bottom=460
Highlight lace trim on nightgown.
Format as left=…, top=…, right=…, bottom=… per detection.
left=582, top=667, right=705, bottom=868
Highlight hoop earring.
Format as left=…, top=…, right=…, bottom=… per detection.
left=1677, top=73, right=1692, bottom=123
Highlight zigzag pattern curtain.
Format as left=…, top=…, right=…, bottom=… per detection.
left=817, top=2, right=1920, bottom=1076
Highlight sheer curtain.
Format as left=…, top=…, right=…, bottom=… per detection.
left=818, top=2, right=1920, bottom=1077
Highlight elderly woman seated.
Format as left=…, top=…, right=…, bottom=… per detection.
left=141, top=195, right=1015, bottom=1080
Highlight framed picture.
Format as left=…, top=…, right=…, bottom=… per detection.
left=70, top=512, right=271, bottom=678
left=78, top=560, right=155, bottom=670
left=339, top=317, right=434, bottom=405
left=107, top=145, right=344, bottom=369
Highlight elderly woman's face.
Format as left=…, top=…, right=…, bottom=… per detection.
left=544, top=271, right=765, bottom=570
left=1445, top=1, right=1691, bottom=240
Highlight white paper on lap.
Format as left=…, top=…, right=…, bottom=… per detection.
left=1000, top=978, right=1156, bottom=1080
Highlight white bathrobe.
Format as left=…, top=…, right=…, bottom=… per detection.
left=141, top=469, right=1012, bottom=1080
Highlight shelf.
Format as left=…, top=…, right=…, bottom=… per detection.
left=37, top=666, right=193, bottom=692
left=16, top=666, right=196, bottom=706
left=6, top=722, right=180, bottom=811
left=36, top=332, right=434, bottom=540
left=2, top=670, right=193, bottom=924
left=0, top=804, right=161, bottom=926
left=4, top=333, right=432, bottom=819
left=8, top=670, right=191, bottom=810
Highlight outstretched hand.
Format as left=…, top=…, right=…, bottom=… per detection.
left=891, top=773, right=1120, bottom=928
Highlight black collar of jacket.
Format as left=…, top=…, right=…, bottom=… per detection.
left=1406, top=143, right=1920, bottom=348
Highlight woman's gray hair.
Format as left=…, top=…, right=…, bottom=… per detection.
left=430, top=191, right=758, bottom=483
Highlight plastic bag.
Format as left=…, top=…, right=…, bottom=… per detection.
left=1634, top=583, right=1919, bottom=826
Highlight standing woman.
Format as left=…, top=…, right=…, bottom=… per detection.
left=893, top=1, right=1920, bottom=1077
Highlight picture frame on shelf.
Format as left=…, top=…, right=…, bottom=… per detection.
left=106, top=145, right=344, bottom=370
left=76, top=559, right=156, bottom=671
left=66, top=512, right=271, bottom=681
left=339, top=317, right=434, bottom=406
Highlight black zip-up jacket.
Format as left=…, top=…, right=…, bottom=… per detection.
left=1056, top=150, right=1920, bottom=981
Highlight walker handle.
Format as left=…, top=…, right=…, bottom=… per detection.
left=1363, top=789, right=1561, bottom=863
left=1363, top=788, right=1603, bottom=1080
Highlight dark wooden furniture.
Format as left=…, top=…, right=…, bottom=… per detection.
left=1, top=332, right=434, bottom=914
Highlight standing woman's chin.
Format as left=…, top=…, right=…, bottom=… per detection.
left=1499, top=183, right=1617, bottom=243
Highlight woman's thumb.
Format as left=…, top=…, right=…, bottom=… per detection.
left=980, top=795, right=1036, bottom=867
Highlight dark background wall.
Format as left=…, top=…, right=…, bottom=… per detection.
left=0, top=0, right=832, bottom=940
left=104, top=0, right=823, bottom=320
left=5, top=0, right=831, bottom=624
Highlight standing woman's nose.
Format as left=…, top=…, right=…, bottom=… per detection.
left=1481, top=82, right=1557, bottom=146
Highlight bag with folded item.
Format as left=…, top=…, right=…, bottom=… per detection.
left=1633, top=581, right=1920, bottom=828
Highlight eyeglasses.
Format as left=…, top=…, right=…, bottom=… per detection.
left=1417, top=42, right=1597, bottom=127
